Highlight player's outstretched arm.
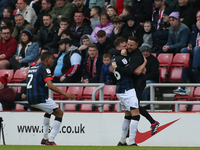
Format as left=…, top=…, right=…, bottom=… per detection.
left=46, top=80, right=75, bottom=99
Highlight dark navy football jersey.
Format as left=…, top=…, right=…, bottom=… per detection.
left=114, top=55, right=134, bottom=93
left=26, top=63, right=53, bottom=105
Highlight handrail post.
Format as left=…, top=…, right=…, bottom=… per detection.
left=150, top=85, right=155, bottom=111
left=49, top=88, right=53, bottom=100
left=175, top=103, right=179, bottom=112
left=99, top=87, right=104, bottom=112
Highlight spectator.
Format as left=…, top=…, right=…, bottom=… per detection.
left=57, top=18, right=70, bottom=38
left=82, top=44, right=102, bottom=83
left=175, top=0, right=196, bottom=29
left=0, top=26, right=18, bottom=69
left=84, top=0, right=105, bottom=10
left=110, top=16, right=124, bottom=42
left=152, top=0, right=169, bottom=30
left=50, top=0, right=74, bottom=23
left=91, top=12, right=114, bottom=43
left=9, top=29, right=39, bottom=70
left=121, top=14, right=143, bottom=46
left=36, top=14, right=59, bottom=54
left=0, top=0, right=15, bottom=21
left=12, top=14, right=32, bottom=42
left=120, top=5, right=134, bottom=19
left=69, top=11, right=93, bottom=47
left=100, top=53, right=114, bottom=85
left=79, top=34, right=93, bottom=63
left=16, top=0, right=38, bottom=27
left=95, top=30, right=113, bottom=56
left=74, top=0, right=91, bottom=19
left=2, top=7, right=14, bottom=26
left=0, top=19, right=13, bottom=32
left=34, top=0, right=53, bottom=31
left=90, top=6, right=101, bottom=30
left=106, top=6, right=118, bottom=22
left=53, top=38, right=82, bottom=83
left=0, top=74, right=16, bottom=110
left=132, top=0, right=153, bottom=23
left=110, top=0, right=132, bottom=15
left=152, top=6, right=173, bottom=54
left=162, top=11, right=190, bottom=54
left=105, top=0, right=110, bottom=8
left=141, top=21, right=156, bottom=48
left=140, top=44, right=159, bottom=101
left=180, top=12, right=200, bottom=71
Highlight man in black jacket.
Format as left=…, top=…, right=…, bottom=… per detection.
left=36, top=14, right=59, bottom=54
left=140, top=44, right=159, bottom=101
left=69, top=11, right=93, bottom=47
left=53, top=38, right=82, bottom=83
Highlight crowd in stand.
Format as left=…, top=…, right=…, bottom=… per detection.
left=1, top=0, right=200, bottom=110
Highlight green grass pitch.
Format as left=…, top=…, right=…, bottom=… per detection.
left=0, top=146, right=200, bottom=150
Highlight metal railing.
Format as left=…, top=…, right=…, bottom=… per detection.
left=146, top=83, right=200, bottom=111
left=10, top=83, right=200, bottom=112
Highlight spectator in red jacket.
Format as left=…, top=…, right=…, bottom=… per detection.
left=0, top=74, right=16, bottom=110
left=0, top=26, right=18, bottom=69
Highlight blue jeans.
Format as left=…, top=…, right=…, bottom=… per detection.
left=181, top=46, right=200, bottom=68
left=141, top=80, right=156, bottom=101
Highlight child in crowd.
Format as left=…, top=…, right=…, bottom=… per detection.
left=90, top=6, right=101, bottom=30
left=107, top=6, right=118, bottom=22
left=100, top=53, right=113, bottom=85
left=142, top=21, right=156, bottom=48
left=110, top=16, right=124, bottom=42
left=2, top=7, right=14, bottom=26
left=57, top=18, right=70, bottom=37
left=79, top=35, right=93, bottom=62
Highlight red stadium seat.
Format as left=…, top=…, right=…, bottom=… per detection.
left=157, top=53, right=173, bottom=82
left=81, top=86, right=99, bottom=100
left=190, top=87, right=200, bottom=112
left=171, top=53, right=190, bottom=67
left=67, top=86, right=83, bottom=100
left=168, top=53, right=190, bottom=83
left=64, top=103, right=78, bottom=111
left=53, top=87, right=67, bottom=100
left=103, top=85, right=116, bottom=100
left=11, top=68, right=29, bottom=83
left=0, top=69, right=14, bottom=83
left=79, top=103, right=97, bottom=112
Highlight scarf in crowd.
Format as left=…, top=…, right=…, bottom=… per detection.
left=86, top=54, right=98, bottom=77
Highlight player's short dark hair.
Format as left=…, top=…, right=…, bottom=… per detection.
left=41, top=52, right=53, bottom=61
left=60, top=17, right=69, bottom=23
left=91, top=6, right=101, bottom=16
left=97, top=30, right=106, bottom=38
left=103, top=53, right=112, bottom=59
left=128, top=36, right=139, bottom=44
left=4, top=7, right=13, bottom=14
left=114, top=37, right=127, bottom=48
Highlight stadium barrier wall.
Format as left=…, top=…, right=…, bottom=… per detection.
left=1, top=112, right=200, bottom=146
